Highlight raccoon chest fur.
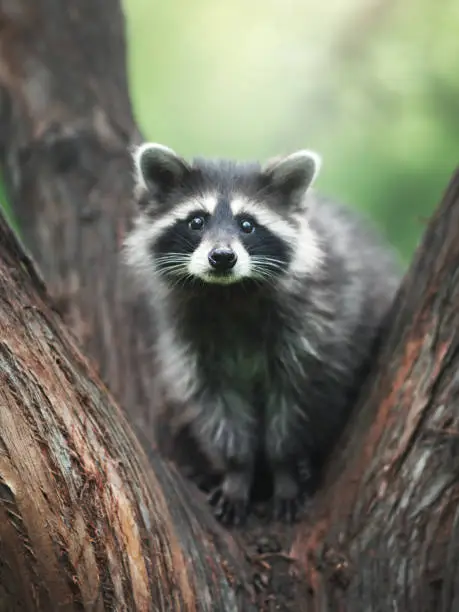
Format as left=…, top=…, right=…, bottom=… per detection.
left=177, top=285, right=277, bottom=399
left=212, top=347, right=267, bottom=393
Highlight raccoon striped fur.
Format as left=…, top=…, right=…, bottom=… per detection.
left=123, top=143, right=402, bottom=525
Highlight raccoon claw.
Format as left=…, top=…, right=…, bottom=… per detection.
left=271, top=465, right=303, bottom=523
left=208, top=486, right=248, bottom=526
left=271, top=497, right=301, bottom=523
left=297, top=458, right=312, bottom=484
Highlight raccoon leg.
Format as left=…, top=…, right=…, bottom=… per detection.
left=269, top=461, right=303, bottom=522
left=190, top=389, right=256, bottom=526
left=208, top=461, right=254, bottom=526
left=265, top=397, right=308, bottom=523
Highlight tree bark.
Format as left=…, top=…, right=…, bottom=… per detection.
left=0, top=3, right=259, bottom=611
left=2, top=0, right=459, bottom=611
left=291, top=169, right=459, bottom=611
left=0, top=0, right=156, bottom=439
left=0, top=210, right=254, bottom=610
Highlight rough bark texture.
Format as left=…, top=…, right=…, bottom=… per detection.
left=0, top=2, right=314, bottom=609
left=292, top=170, right=459, bottom=611
left=1, top=0, right=459, bottom=611
left=0, top=2, right=299, bottom=610
left=0, top=210, right=254, bottom=610
left=0, top=0, right=154, bottom=438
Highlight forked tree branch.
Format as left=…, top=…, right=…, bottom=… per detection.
left=1, top=0, right=459, bottom=610
left=291, top=169, right=459, bottom=610
left=0, top=210, right=254, bottom=610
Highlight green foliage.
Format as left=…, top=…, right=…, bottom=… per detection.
left=2, top=1, right=459, bottom=265
left=0, top=175, right=17, bottom=232
left=123, top=0, right=459, bottom=263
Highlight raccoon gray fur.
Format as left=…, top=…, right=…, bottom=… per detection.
left=123, top=142, right=402, bottom=525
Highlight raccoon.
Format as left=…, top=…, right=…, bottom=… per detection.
left=123, top=142, right=402, bottom=525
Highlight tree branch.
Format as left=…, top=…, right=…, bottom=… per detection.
left=0, top=3, right=260, bottom=608
left=0, top=0, right=153, bottom=437
left=0, top=209, right=254, bottom=610
left=292, top=169, right=459, bottom=610
left=0, top=1, right=306, bottom=609
left=2, top=0, right=459, bottom=610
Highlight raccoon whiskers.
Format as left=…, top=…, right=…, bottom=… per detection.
left=159, top=265, right=189, bottom=278
left=153, top=253, right=190, bottom=277
left=253, top=256, right=287, bottom=271
left=154, top=257, right=188, bottom=268
left=250, top=270, right=280, bottom=286
left=154, top=253, right=189, bottom=262
left=154, top=250, right=192, bottom=260
left=167, top=271, right=198, bottom=291
left=250, top=257, right=287, bottom=283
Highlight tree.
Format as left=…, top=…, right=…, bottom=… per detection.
left=0, top=211, right=254, bottom=610
left=292, top=170, right=459, bottom=610
left=0, top=0, right=458, bottom=609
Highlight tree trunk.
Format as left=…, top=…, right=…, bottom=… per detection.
left=1, top=0, right=459, bottom=611
left=0, top=3, right=257, bottom=610
left=0, top=210, right=254, bottom=611
left=291, top=170, right=459, bottom=611
left=0, top=0, right=155, bottom=439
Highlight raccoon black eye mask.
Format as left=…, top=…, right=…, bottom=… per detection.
left=123, top=142, right=402, bottom=526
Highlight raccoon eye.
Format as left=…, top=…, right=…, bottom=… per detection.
left=240, top=218, right=255, bottom=234
left=189, top=215, right=206, bottom=231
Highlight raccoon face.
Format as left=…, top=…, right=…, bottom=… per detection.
left=125, top=143, right=323, bottom=287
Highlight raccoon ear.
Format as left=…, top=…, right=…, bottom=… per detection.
left=133, top=143, right=190, bottom=194
left=262, top=150, right=321, bottom=206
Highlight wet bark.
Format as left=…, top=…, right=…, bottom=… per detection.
left=292, top=169, right=459, bottom=611
left=0, top=211, right=254, bottom=610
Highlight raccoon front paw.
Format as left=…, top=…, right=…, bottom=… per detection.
left=207, top=470, right=252, bottom=526
left=271, top=466, right=302, bottom=523
left=272, top=496, right=302, bottom=523
left=297, top=457, right=312, bottom=485
left=208, top=487, right=248, bottom=525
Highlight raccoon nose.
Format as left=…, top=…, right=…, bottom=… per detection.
left=208, top=247, right=237, bottom=270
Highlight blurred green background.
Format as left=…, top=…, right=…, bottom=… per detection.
left=3, top=0, right=459, bottom=266
left=123, top=0, right=459, bottom=265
